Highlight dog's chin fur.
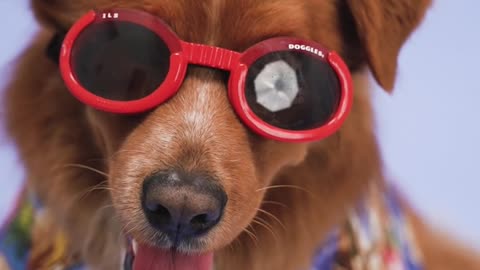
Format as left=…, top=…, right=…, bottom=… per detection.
left=3, top=0, right=480, bottom=269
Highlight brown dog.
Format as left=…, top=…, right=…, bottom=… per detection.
left=3, top=0, right=480, bottom=269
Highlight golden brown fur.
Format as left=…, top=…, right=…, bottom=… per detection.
left=3, top=0, right=480, bottom=269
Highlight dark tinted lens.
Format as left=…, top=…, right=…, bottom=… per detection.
left=71, top=21, right=170, bottom=101
left=245, top=51, right=340, bottom=131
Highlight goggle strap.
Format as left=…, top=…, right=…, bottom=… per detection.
left=46, top=32, right=66, bottom=65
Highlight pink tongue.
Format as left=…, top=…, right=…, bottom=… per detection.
left=133, top=244, right=213, bottom=270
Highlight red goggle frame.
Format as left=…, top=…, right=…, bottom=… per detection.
left=59, top=9, right=353, bottom=143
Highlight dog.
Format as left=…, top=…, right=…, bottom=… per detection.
left=2, top=0, right=480, bottom=269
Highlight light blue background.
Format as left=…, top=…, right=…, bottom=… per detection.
left=1, top=0, right=479, bottom=248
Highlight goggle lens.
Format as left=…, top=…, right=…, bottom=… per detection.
left=245, top=51, right=340, bottom=131
left=71, top=21, right=171, bottom=101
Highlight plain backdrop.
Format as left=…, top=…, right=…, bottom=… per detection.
left=1, top=0, right=479, bottom=248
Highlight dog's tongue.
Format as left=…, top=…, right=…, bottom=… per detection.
left=133, top=244, right=213, bottom=270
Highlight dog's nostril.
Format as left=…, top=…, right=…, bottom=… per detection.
left=191, top=213, right=209, bottom=226
left=145, top=203, right=171, bottom=224
left=189, top=212, right=219, bottom=229
left=146, top=201, right=164, bottom=213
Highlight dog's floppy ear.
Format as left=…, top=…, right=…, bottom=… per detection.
left=345, top=0, right=431, bottom=92
left=31, top=0, right=86, bottom=30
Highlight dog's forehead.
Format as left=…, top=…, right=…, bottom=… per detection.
left=97, top=0, right=313, bottom=50
left=161, top=0, right=310, bottom=49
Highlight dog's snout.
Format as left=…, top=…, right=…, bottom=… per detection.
left=142, top=171, right=227, bottom=241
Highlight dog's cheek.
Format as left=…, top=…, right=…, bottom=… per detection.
left=206, top=140, right=309, bottom=248
left=106, top=141, right=146, bottom=237
left=253, top=141, right=310, bottom=185
left=85, top=109, right=143, bottom=158
left=197, top=142, right=262, bottom=248
left=85, top=109, right=111, bottom=158
left=109, top=172, right=148, bottom=243
left=211, top=176, right=264, bottom=249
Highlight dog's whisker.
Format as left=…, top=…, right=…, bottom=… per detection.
left=256, top=184, right=309, bottom=193
left=256, top=185, right=318, bottom=200
left=122, top=221, right=146, bottom=238
left=243, top=225, right=259, bottom=247
left=82, top=185, right=113, bottom=195
left=256, top=208, right=287, bottom=231
left=120, top=213, right=141, bottom=232
left=61, top=184, right=110, bottom=213
left=228, top=237, right=240, bottom=253
left=252, top=218, right=279, bottom=243
left=120, top=212, right=150, bottom=238
left=243, top=230, right=259, bottom=248
left=261, top=200, right=288, bottom=209
left=90, top=186, right=113, bottom=192
left=254, top=216, right=276, bottom=234
left=62, top=163, right=109, bottom=178
left=68, top=183, right=112, bottom=207
left=95, top=203, right=116, bottom=215
left=121, top=217, right=139, bottom=232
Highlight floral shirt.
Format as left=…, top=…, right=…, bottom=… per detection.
left=0, top=189, right=83, bottom=270
left=311, top=186, right=423, bottom=270
left=0, top=185, right=423, bottom=270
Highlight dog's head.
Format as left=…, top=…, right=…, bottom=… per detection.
left=32, top=0, right=430, bottom=269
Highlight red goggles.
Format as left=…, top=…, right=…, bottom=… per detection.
left=58, top=9, right=353, bottom=142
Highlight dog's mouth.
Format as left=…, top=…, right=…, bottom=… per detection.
left=123, top=239, right=214, bottom=270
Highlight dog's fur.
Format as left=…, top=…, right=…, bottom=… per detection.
left=3, top=0, right=480, bottom=269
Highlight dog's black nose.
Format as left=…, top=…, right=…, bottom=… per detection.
left=142, top=171, right=227, bottom=241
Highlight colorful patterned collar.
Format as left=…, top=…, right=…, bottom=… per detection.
left=0, top=185, right=423, bottom=270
